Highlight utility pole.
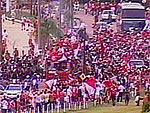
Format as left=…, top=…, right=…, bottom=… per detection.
left=79, top=28, right=87, bottom=74
left=70, top=0, right=73, bottom=28
left=6, top=0, right=10, bottom=12
left=30, top=0, right=33, bottom=15
left=0, top=0, right=2, bottom=61
left=59, top=0, right=62, bottom=27
left=38, top=0, right=41, bottom=49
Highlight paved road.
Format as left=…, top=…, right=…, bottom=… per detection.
left=2, top=20, right=29, bottom=56
left=75, top=11, right=94, bottom=36
left=2, top=10, right=116, bottom=57
left=75, top=10, right=118, bottom=36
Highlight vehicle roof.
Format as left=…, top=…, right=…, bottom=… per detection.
left=121, top=2, right=142, bottom=6
left=9, top=84, right=22, bottom=86
left=103, top=10, right=114, bottom=12
left=130, top=60, right=144, bottom=61
left=121, top=3, right=145, bottom=9
left=97, top=22, right=107, bottom=24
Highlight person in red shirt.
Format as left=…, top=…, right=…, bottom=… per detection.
left=110, top=88, right=117, bottom=106
left=59, top=90, right=66, bottom=109
left=13, top=48, right=19, bottom=58
left=21, top=21, right=25, bottom=30
left=72, top=87, right=78, bottom=102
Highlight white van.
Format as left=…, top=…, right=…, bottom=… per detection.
left=5, top=84, right=22, bottom=98
left=101, top=10, right=117, bottom=21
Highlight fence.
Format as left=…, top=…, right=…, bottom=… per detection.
left=7, top=98, right=102, bottom=113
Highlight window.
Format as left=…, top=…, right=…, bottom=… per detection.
left=122, top=9, right=145, bottom=18
left=122, top=20, right=145, bottom=31
left=7, top=86, right=21, bottom=90
left=129, top=60, right=144, bottom=67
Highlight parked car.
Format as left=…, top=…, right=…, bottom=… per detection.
left=101, top=10, right=117, bottom=22
left=5, top=84, right=23, bottom=98
left=128, top=60, right=148, bottom=69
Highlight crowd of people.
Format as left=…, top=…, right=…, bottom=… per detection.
left=0, top=0, right=150, bottom=113
left=84, top=1, right=119, bottom=15
left=1, top=22, right=150, bottom=113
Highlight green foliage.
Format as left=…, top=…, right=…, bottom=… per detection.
left=5, top=10, right=36, bottom=20
left=41, top=19, right=64, bottom=38
left=68, top=102, right=142, bottom=113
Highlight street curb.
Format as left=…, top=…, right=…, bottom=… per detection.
left=5, top=17, right=22, bottom=23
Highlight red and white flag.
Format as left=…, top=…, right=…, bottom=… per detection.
left=84, top=77, right=96, bottom=95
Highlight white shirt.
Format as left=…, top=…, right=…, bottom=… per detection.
left=67, top=87, right=72, bottom=95
left=71, top=36, right=76, bottom=43
left=99, top=83, right=105, bottom=91
left=146, top=82, right=150, bottom=89
left=33, top=79, right=36, bottom=86
left=95, top=87, right=101, bottom=95
left=118, top=85, right=125, bottom=92
left=79, top=85, right=86, bottom=96
left=24, top=82, right=28, bottom=88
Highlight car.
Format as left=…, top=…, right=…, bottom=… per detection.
left=128, top=60, right=147, bottom=69
left=5, top=84, right=23, bottom=98
left=95, top=22, right=110, bottom=32
left=101, top=10, right=117, bottom=22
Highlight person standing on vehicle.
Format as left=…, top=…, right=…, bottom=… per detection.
left=1, top=96, right=9, bottom=113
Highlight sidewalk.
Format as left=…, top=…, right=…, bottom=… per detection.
left=75, top=10, right=118, bottom=35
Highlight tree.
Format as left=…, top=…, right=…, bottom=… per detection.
left=41, top=19, right=64, bottom=38
left=40, top=19, right=64, bottom=48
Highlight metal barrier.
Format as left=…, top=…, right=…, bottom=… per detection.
left=13, top=100, right=95, bottom=113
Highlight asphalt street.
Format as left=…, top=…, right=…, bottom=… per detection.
left=2, top=20, right=29, bottom=56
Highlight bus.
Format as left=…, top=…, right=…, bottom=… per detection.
left=120, top=2, right=146, bottom=31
